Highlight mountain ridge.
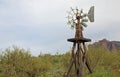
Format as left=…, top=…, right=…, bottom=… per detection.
left=90, top=39, right=120, bottom=51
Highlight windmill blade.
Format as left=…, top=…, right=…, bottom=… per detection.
left=67, top=21, right=71, bottom=25
left=70, top=7, right=76, bottom=15
left=67, top=11, right=72, bottom=15
left=67, top=15, right=73, bottom=19
left=81, top=9, right=83, bottom=13
left=81, top=22, right=88, bottom=27
left=81, top=19, right=88, bottom=22
left=81, top=14, right=87, bottom=18
left=71, top=21, right=76, bottom=29
left=87, top=6, right=94, bottom=22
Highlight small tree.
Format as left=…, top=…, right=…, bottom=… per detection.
left=0, top=46, right=51, bottom=77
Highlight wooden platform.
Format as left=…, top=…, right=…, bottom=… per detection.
left=67, top=37, right=91, bottom=43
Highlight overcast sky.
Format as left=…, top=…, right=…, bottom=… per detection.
left=0, top=0, right=120, bottom=56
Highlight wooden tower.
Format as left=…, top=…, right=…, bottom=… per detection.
left=66, top=6, right=94, bottom=77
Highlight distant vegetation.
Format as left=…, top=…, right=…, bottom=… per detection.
left=0, top=46, right=120, bottom=77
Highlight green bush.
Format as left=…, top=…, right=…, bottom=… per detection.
left=0, top=46, right=120, bottom=77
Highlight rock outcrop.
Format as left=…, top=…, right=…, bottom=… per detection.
left=90, top=39, right=120, bottom=51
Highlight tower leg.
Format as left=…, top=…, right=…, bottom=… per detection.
left=66, top=43, right=76, bottom=77
left=66, top=59, right=74, bottom=77
left=77, top=42, right=85, bottom=77
left=83, top=42, right=92, bottom=73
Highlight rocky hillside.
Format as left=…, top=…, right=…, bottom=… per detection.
left=90, top=39, right=120, bottom=51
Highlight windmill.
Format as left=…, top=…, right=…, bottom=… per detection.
left=66, top=6, right=94, bottom=77
left=67, top=6, right=94, bottom=30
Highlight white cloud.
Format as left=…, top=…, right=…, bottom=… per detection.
left=0, top=0, right=120, bottom=55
